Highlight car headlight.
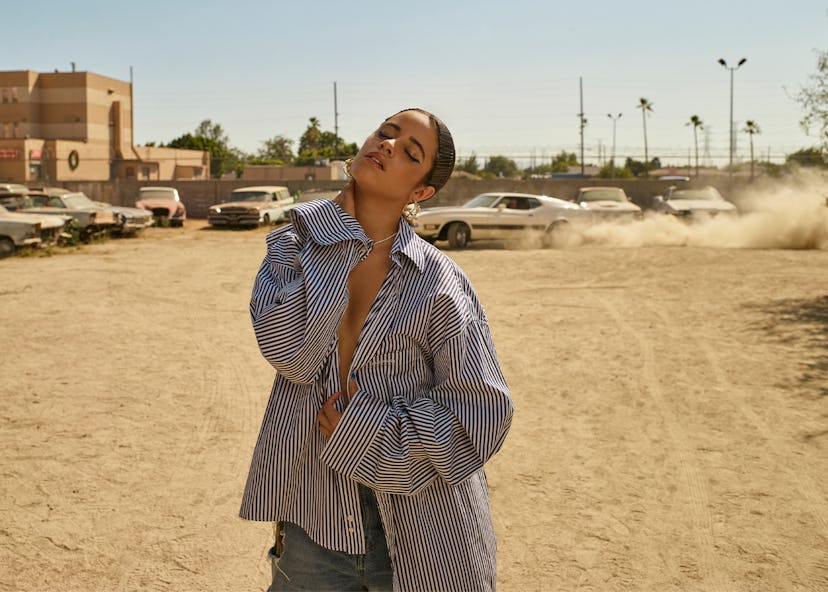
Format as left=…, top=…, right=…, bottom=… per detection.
left=212, top=207, right=221, bottom=214
left=423, top=223, right=439, bottom=230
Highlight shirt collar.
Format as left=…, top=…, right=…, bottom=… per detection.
left=291, top=199, right=426, bottom=274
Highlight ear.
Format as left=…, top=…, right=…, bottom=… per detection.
left=409, top=185, right=436, bottom=204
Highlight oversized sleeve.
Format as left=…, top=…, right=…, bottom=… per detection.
left=319, top=287, right=513, bottom=494
left=250, top=206, right=364, bottom=384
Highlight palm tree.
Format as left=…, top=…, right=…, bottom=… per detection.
left=743, top=120, right=761, bottom=179
left=637, top=98, right=654, bottom=176
left=686, top=115, right=704, bottom=177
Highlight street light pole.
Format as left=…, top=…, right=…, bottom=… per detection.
left=718, top=57, right=746, bottom=174
left=607, top=113, right=622, bottom=178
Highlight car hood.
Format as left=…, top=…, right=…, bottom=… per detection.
left=107, top=205, right=153, bottom=217
left=579, top=200, right=641, bottom=212
left=136, top=197, right=179, bottom=209
left=666, top=200, right=737, bottom=212
left=212, top=201, right=274, bottom=210
left=1, top=211, right=69, bottom=228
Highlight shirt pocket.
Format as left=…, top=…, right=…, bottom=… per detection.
left=357, top=334, right=432, bottom=405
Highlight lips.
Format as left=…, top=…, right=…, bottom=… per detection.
left=365, top=152, right=385, bottom=170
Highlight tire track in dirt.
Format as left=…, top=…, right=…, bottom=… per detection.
left=595, top=293, right=730, bottom=592
left=700, top=343, right=828, bottom=591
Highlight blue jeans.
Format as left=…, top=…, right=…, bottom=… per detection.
left=267, top=484, right=393, bottom=591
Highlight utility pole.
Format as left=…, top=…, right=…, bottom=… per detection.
left=578, top=77, right=586, bottom=176
left=718, top=57, right=747, bottom=174
left=333, top=82, right=340, bottom=157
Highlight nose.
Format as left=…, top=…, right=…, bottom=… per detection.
left=378, top=138, right=394, bottom=156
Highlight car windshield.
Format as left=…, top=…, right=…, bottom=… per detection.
left=668, top=189, right=721, bottom=201
left=230, top=192, right=270, bottom=202
left=64, top=193, right=97, bottom=208
left=580, top=189, right=625, bottom=202
left=139, top=190, right=177, bottom=200
left=464, top=194, right=500, bottom=208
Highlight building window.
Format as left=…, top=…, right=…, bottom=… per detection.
left=1, top=88, right=7, bottom=103
left=141, top=167, right=150, bottom=180
left=13, top=122, right=20, bottom=138
left=193, top=166, right=202, bottom=179
left=11, top=87, right=18, bottom=102
left=126, top=166, right=136, bottom=179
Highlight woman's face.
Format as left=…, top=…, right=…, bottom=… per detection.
left=350, top=110, right=438, bottom=204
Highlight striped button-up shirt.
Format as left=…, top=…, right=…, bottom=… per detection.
left=240, top=199, right=513, bottom=591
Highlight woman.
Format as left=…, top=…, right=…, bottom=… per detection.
left=240, top=108, right=513, bottom=591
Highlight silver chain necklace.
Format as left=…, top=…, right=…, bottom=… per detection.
left=373, top=231, right=397, bottom=246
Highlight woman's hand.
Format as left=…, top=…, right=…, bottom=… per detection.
left=333, top=179, right=356, bottom=218
left=317, top=379, right=358, bottom=439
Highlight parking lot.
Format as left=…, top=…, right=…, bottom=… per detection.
left=1, top=213, right=827, bottom=590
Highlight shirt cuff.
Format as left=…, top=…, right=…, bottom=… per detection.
left=319, top=388, right=389, bottom=477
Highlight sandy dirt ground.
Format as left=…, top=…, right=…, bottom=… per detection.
left=1, top=182, right=827, bottom=591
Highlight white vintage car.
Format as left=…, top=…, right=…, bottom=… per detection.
left=0, top=216, right=41, bottom=257
left=0, top=204, right=71, bottom=245
left=208, top=185, right=296, bottom=227
left=651, top=186, right=738, bottom=219
left=573, top=187, right=642, bottom=221
left=411, top=192, right=591, bottom=248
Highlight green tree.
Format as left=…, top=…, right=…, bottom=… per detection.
left=298, top=117, right=322, bottom=153
left=637, top=98, right=654, bottom=176
left=785, top=147, right=827, bottom=167
left=167, top=119, right=234, bottom=177
left=295, top=117, right=358, bottom=165
left=456, top=153, right=480, bottom=175
left=686, top=115, right=704, bottom=177
left=742, top=120, right=761, bottom=178
left=794, top=50, right=828, bottom=155
left=624, top=156, right=661, bottom=177
left=597, top=163, right=633, bottom=178
left=551, top=151, right=578, bottom=172
left=256, top=135, right=295, bottom=165
left=483, top=155, right=519, bottom=178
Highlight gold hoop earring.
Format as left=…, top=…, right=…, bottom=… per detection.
left=408, top=201, right=421, bottom=217
left=344, top=158, right=353, bottom=178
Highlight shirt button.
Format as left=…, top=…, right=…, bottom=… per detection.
left=347, top=515, right=354, bottom=522
left=348, top=527, right=355, bottom=533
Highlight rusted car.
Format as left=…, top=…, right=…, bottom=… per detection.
left=135, top=187, right=186, bottom=226
left=0, top=216, right=41, bottom=257
left=21, top=192, right=118, bottom=240
left=0, top=204, right=71, bottom=245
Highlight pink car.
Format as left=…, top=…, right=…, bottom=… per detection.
left=136, top=187, right=186, bottom=227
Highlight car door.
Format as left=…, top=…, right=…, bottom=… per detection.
left=491, top=195, right=543, bottom=238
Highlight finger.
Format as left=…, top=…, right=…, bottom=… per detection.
left=323, top=392, right=341, bottom=406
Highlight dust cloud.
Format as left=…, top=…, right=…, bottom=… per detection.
left=579, top=172, right=828, bottom=250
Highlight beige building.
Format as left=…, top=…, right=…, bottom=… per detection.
left=0, top=69, right=208, bottom=183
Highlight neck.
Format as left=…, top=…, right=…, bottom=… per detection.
left=352, top=186, right=405, bottom=240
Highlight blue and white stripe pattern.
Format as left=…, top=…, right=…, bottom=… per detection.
left=240, top=199, right=513, bottom=591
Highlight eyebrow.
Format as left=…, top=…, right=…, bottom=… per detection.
left=383, top=122, right=426, bottom=159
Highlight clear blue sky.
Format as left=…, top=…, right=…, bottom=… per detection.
left=5, top=0, right=827, bottom=167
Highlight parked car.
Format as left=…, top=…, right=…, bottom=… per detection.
left=573, top=187, right=642, bottom=221
left=0, top=216, right=41, bottom=257
left=651, top=186, right=737, bottom=219
left=411, top=192, right=591, bottom=248
left=208, top=185, right=296, bottom=228
left=135, top=187, right=186, bottom=226
left=0, top=183, right=30, bottom=195
left=0, top=204, right=71, bottom=245
left=94, top=201, right=154, bottom=235
left=21, top=192, right=118, bottom=240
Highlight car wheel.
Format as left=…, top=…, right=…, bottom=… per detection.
left=0, top=237, right=14, bottom=258
left=544, top=220, right=572, bottom=248
left=262, top=214, right=271, bottom=226
left=446, top=222, right=470, bottom=249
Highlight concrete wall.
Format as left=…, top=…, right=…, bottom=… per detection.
left=59, top=175, right=752, bottom=219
